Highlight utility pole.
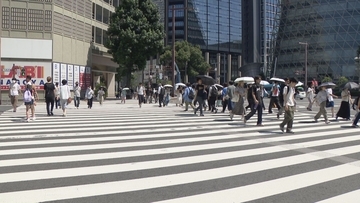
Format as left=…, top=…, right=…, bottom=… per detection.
left=299, top=42, right=308, bottom=88
left=355, top=55, right=360, bottom=84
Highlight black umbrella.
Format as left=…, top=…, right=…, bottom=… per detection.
left=196, top=75, right=216, bottom=86
left=343, top=82, right=359, bottom=89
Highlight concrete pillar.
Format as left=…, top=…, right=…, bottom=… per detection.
left=227, top=54, right=232, bottom=82
left=94, top=75, right=101, bottom=87
left=205, top=52, right=209, bottom=75
left=216, top=53, right=221, bottom=84
left=107, top=73, right=115, bottom=97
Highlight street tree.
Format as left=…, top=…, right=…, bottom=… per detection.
left=337, top=76, right=348, bottom=87
left=160, top=41, right=210, bottom=79
left=322, top=76, right=333, bottom=83
left=106, top=0, right=164, bottom=87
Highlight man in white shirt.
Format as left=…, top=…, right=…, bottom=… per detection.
left=279, top=77, right=298, bottom=134
left=8, top=78, right=21, bottom=112
left=157, top=83, right=165, bottom=107
left=137, top=83, right=145, bottom=108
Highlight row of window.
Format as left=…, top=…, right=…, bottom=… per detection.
left=2, top=7, right=52, bottom=31
left=92, top=26, right=108, bottom=45
left=93, top=3, right=112, bottom=24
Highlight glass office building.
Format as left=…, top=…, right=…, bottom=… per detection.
left=271, top=0, right=360, bottom=81
left=165, top=0, right=242, bottom=84
left=241, top=0, right=280, bottom=78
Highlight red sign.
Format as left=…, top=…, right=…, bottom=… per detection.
left=1, top=62, right=50, bottom=90
left=79, top=66, right=86, bottom=90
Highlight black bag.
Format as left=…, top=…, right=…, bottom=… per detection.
left=188, top=88, right=195, bottom=100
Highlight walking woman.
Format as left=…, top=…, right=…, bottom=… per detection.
left=336, top=88, right=352, bottom=120
left=59, top=79, right=71, bottom=117
left=86, top=86, right=94, bottom=109
left=231, top=81, right=246, bottom=120
left=176, top=86, right=183, bottom=107
left=307, top=82, right=315, bottom=111
left=55, top=82, right=60, bottom=109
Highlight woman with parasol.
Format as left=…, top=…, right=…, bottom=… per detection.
left=335, top=82, right=358, bottom=120
left=231, top=80, right=247, bottom=120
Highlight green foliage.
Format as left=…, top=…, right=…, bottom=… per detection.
left=322, top=76, right=332, bottom=83
left=94, top=82, right=108, bottom=99
left=337, top=76, right=349, bottom=87
left=106, top=0, right=165, bottom=87
left=160, top=41, right=210, bottom=77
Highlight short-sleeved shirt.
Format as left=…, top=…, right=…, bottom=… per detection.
left=9, top=83, right=21, bottom=96
left=251, top=84, right=262, bottom=103
left=196, top=84, right=206, bottom=99
left=44, top=83, right=55, bottom=99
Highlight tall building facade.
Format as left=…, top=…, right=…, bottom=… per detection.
left=164, top=0, right=242, bottom=84
left=241, top=0, right=280, bottom=78
left=271, top=0, right=360, bottom=82
left=0, top=0, right=118, bottom=103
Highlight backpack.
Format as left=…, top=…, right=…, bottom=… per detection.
left=23, top=89, right=32, bottom=102
left=353, top=96, right=360, bottom=110
left=210, top=85, right=218, bottom=97
left=188, top=87, right=195, bottom=99
left=279, top=84, right=289, bottom=101
left=160, top=87, right=165, bottom=95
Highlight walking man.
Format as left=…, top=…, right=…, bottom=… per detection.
left=279, top=77, right=298, bottom=133
left=244, top=76, right=263, bottom=126
left=158, top=83, right=165, bottom=107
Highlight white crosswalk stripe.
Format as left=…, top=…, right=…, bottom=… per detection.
left=0, top=101, right=359, bottom=203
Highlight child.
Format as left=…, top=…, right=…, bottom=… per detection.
left=23, top=84, right=35, bottom=122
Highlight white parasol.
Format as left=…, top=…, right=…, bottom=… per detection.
left=122, top=87, right=129, bottom=90
left=295, top=81, right=304, bottom=87
left=176, top=83, right=186, bottom=87
left=234, top=77, right=254, bottom=83
left=260, top=81, right=270, bottom=85
left=164, top=84, right=173, bottom=88
left=270, top=77, right=285, bottom=83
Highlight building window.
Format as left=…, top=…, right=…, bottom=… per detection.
left=95, top=27, right=102, bottom=44
left=11, top=8, right=27, bottom=30
left=104, top=0, right=110, bottom=4
left=95, top=4, right=102, bottom=22
left=113, top=0, right=119, bottom=7
left=92, top=3, right=95, bottom=19
left=103, top=8, right=109, bottom=24
left=2, top=7, right=10, bottom=29
left=92, top=26, right=95, bottom=42
left=28, top=9, right=44, bottom=31
left=44, top=10, right=52, bottom=31
left=102, top=29, right=108, bottom=45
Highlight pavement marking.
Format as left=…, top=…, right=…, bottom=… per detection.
left=316, top=189, right=360, bottom=203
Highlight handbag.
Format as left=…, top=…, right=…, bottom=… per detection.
left=67, top=97, right=72, bottom=104
left=231, top=94, right=239, bottom=102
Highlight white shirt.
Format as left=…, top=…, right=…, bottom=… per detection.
left=285, top=86, right=295, bottom=107
left=158, top=86, right=163, bottom=94
left=327, top=88, right=333, bottom=101
left=9, top=82, right=21, bottom=96
left=137, top=86, right=144, bottom=95
left=271, top=84, right=280, bottom=97
left=307, top=87, right=314, bottom=99
left=60, top=85, right=70, bottom=100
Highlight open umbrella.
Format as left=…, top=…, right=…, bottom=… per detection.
left=270, top=77, right=285, bottom=83
left=122, top=87, right=129, bottom=90
left=176, top=83, right=186, bottom=87
left=296, top=81, right=304, bottom=87
left=235, top=77, right=254, bottom=83
left=164, top=84, right=173, bottom=88
left=319, top=82, right=336, bottom=88
left=196, top=75, right=216, bottom=86
left=215, top=84, right=224, bottom=89
left=343, top=82, right=359, bottom=89
left=260, top=81, right=270, bottom=85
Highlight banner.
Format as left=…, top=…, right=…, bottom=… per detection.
left=67, top=65, right=74, bottom=90
left=52, top=63, right=60, bottom=84
left=85, top=67, right=91, bottom=89
left=60, top=64, right=67, bottom=82
left=0, top=62, right=51, bottom=90
left=74, top=65, right=80, bottom=87
left=79, top=66, right=85, bottom=90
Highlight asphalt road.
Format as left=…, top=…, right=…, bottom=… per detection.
left=0, top=98, right=359, bottom=203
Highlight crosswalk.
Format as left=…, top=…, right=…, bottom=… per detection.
left=0, top=100, right=359, bottom=203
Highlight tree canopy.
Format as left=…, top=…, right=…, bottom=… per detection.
left=106, top=0, right=164, bottom=86
left=160, top=41, right=210, bottom=77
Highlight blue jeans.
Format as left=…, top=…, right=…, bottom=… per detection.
left=195, top=97, right=205, bottom=115
left=74, top=96, right=80, bottom=107
left=353, top=112, right=360, bottom=126
left=245, top=102, right=263, bottom=125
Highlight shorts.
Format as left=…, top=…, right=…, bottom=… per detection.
left=24, top=100, right=34, bottom=106
left=326, top=101, right=334, bottom=108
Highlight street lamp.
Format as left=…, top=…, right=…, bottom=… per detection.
left=355, top=56, right=360, bottom=84
left=299, top=42, right=308, bottom=88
